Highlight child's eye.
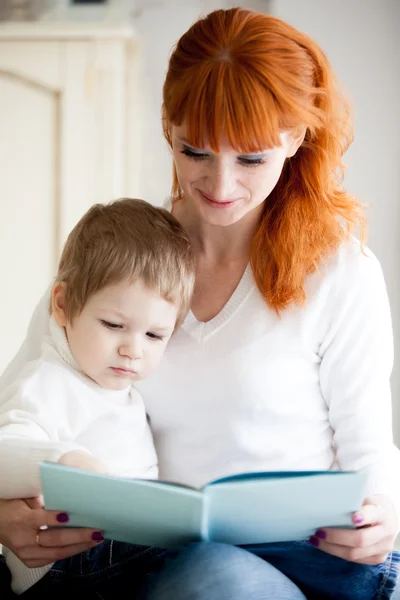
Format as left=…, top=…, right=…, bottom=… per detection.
left=146, top=332, right=163, bottom=341
left=100, top=320, right=123, bottom=330
left=181, top=146, right=209, bottom=161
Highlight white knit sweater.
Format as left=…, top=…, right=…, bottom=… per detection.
left=135, top=238, right=400, bottom=505
left=0, top=317, right=157, bottom=594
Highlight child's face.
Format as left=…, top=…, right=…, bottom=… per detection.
left=61, top=279, right=178, bottom=390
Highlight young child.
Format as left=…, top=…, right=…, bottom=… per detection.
left=0, top=197, right=195, bottom=594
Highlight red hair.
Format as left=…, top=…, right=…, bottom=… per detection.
left=162, top=8, right=365, bottom=311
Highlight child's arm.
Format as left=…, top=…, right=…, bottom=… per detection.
left=144, top=464, right=159, bottom=479
left=0, top=438, right=92, bottom=499
left=0, top=373, right=91, bottom=499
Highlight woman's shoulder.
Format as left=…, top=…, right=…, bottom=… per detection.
left=302, top=236, right=391, bottom=345
left=320, top=235, right=385, bottom=289
left=304, top=235, right=388, bottom=319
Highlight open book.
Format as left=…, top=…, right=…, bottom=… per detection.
left=40, top=462, right=367, bottom=548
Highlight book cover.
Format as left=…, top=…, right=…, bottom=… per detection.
left=40, top=463, right=367, bottom=547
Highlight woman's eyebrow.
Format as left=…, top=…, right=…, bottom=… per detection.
left=177, top=137, right=204, bottom=148
left=177, top=136, right=268, bottom=156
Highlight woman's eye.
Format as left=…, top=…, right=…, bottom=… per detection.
left=146, top=332, right=163, bottom=341
left=238, top=157, right=266, bottom=167
left=100, top=320, right=123, bottom=330
left=181, top=146, right=208, bottom=161
left=180, top=145, right=265, bottom=166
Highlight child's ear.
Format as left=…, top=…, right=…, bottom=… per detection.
left=52, top=282, right=68, bottom=327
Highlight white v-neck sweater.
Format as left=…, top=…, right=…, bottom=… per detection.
left=135, top=237, right=400, bottom=509
left=0, top=236, right=399, bottom=587
left=0, top=317, right=157, bottom=594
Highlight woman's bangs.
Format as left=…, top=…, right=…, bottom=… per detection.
left=184, top=62, right=288, bottom=153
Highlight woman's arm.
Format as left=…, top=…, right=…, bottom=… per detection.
left=317, top=242, right=399, bottom=562
left=320, top=244, right=400, bottom=510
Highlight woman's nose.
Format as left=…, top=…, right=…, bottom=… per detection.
left=206, top=160, right=236, bottom=201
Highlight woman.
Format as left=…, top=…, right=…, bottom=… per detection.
left=0, top=8, right=399, bottom=600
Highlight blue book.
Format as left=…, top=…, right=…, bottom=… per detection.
left=40, top=462, right=367, bottom=547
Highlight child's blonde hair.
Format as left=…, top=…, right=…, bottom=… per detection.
left=52, top=198, right=195, bottom=328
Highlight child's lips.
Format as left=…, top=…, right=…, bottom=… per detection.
left=110, top=367, right=137, bottom=376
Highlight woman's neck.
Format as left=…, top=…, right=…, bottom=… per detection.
left=173, top=201, right=262, bottom=265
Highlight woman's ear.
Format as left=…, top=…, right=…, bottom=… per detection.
left=286, top=127, right=307, bottom=158
left=52, top=282, right=68, bottom=327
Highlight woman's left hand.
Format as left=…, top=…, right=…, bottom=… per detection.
left=310, top=494, right=399, bottom=564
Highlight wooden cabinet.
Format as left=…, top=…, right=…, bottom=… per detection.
left=0, top=20, right=140, bottom=373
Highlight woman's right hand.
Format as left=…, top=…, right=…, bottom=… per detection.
left=0, top=496, right=103, bottom=568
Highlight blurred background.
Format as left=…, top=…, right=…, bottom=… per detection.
left=0, top=0, right=399, bottom=442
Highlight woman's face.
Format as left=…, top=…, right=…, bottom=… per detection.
left=172, top=124, right=302, bottom=227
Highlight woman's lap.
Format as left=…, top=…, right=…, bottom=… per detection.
left=21, top=541, right=305, bottom=600
left=18, top=541, right=400, bottom=599
left=246, top=541, right=400, bottom=600
left=138, top=542, right=306, bottom=600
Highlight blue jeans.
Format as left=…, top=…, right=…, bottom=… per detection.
left=0, top=554, right=13, bottom=599
left=17, top=541, right=400, bottom=599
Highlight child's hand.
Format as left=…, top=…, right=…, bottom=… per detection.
left=309, top=494, right=399, bottom=564
left=58, top=450, right=109, bottom=475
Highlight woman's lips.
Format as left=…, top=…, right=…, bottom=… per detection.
left=199, top=191, right=237, bottom=208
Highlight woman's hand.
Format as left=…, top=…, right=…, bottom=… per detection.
left=0, top=496, right=103, bottom=568
left=310, top=494, right=399, bottom=564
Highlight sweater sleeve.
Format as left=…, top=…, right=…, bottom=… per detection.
left=0, top=438, right=86, bottom=499
left=0, top=372, right=89, bottom=499
left=319, top=243, right=400, bottom=517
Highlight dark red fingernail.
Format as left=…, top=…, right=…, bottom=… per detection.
left=56, top=512, right=69, bottom=523
left=309, top=536, right=319, bottom=547
left=315, top=529, right=326, bottom=540
left=353, top=512, right=363, bottom=524
left=92, top=531, right=104, bottom=541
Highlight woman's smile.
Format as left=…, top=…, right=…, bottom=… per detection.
left=198, top=190, right=239, bottom=209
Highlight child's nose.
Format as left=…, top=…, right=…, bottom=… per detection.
left=119, top=338, right=142, bottom=360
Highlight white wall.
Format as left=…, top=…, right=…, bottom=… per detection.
left=270, top=0, right=400, bottom=441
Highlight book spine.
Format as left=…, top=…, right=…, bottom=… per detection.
left=201, top=494, right=210, bottom=542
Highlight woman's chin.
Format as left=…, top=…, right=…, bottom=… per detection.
left=196, top=203, right=246, bottom=227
